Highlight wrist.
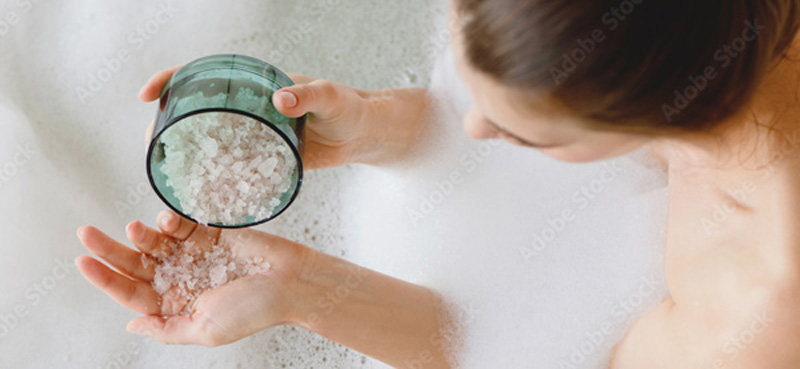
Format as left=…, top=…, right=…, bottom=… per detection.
left=282, top=247, right=373, bottom=337
left=350, top=88, right=429, bottom=166
left=283, top=245, right=323, bottom=330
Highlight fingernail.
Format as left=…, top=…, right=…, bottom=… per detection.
left=128, top=222, right=145, bottom=242
left=276, top=91, right=297, bottom=108
left=160, top=213, right=172, bottom=229
left=76, top=227, right=85, bottom=238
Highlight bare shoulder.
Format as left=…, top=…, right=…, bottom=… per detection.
left=660, top=153, right=800, bottom=367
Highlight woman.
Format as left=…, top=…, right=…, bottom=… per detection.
left=76, top=0, right=800, bottom=368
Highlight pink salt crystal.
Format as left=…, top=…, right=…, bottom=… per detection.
left=209, top=265, right=228, bottom=286
left=236, top=181, right=250, bottom=194
left=150, top=239, right=272, bottom=316
left=248, top=156, right=264, bottom=170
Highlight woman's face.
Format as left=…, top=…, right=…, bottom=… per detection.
left=450, top=16, right=647, bottom=163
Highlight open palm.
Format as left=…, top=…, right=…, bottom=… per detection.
left=76, top=210, right=307, bottom=346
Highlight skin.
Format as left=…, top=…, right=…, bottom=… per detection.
left=75, top=10, right=800, bottom=369
left=609, top=48, right=800, bottom=368
left=452, top=34, right=647, bottom=163
left=451, top=13, right=800, bottom=368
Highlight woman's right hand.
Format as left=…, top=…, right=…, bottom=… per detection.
left=139, top=67, right=421, bottom=170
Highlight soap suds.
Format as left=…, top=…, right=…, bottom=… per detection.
left=147, top=238, right=271, bottom=316
left=158, top=111, right=297, bottom=226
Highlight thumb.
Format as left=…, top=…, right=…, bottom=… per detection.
left=272, top=80, right=344, bottom=120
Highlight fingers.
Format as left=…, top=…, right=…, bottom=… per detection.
left=157, top=210, right=220, bottom=254
left=139, top=65, right=182, bottom=102
left=272, top=79, right=347, bottom=120
left=126, top=220, right=176, bottom=259
left=77, top=226, right=155, bottom=281
left=127, top=313, right=223, bottom=347
left=157, top=210, right=197, bottom=240
left=75, top=256, right=161, bottom=315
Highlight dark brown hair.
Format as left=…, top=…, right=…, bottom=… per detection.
left=456, top=0, right=800, bottom=133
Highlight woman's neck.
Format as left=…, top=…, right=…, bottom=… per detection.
left=657, top=46, right=800, bottom=172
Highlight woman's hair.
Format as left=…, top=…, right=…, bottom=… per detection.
left=456, top=0, right=800, bottom=133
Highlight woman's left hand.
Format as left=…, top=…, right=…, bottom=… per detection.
left=75, top=210, right=310, bottom=347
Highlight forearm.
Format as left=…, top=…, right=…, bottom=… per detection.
left=289, top=249, right=451, bottom=369
left=354, top=88, right=431, bottom=166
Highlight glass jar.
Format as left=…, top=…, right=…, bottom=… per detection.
left=146, top=54, right=305, bottom=228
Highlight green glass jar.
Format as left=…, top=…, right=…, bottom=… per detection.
left=146, top=54, right=305, bottom=228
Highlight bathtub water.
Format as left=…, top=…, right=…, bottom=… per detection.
left=0, top=0, right=668, bottom=368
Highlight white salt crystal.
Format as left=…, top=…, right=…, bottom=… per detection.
left=218, top=154, right=234, bottom=165
left=248, top=156, right=264, bottom=170
left=158, top=111, right=298, bottom=225
left=236, top=181, right=250, bottom=194
left=199, top=137, right=219, bottom=157
left=257, top=157, right=279, bottom=177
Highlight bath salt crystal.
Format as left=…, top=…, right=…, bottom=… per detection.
left=209, top=264, right=229, bottom=285
left=147, top=238, right=271, bottom=316
left=236, top=181, right=251, bottom=194
left=257, top=157, right=279, bottom=177
left=158, top=111, right=297, bottom=226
